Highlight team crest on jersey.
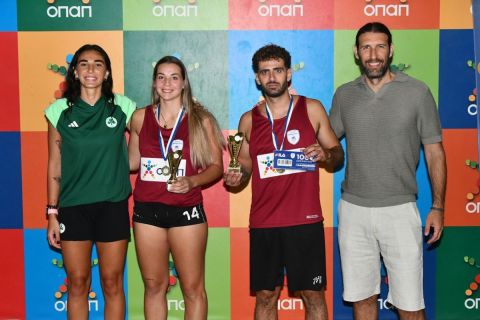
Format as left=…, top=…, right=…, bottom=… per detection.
left=106, top=116, right=118, bottom=128
left=287, top=129, right=300, bottom=145
left=171, top=139, right=184, bottom=151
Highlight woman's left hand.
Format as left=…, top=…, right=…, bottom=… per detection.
left=167, top=176, right=194, bottom=194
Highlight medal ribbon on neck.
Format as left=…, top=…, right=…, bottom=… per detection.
left=157, top=104, right=185, bottom=160
left=264, top=95, right=294, bottom=151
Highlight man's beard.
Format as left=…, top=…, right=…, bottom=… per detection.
left=261, top=80, right=289, bottom=98
left=361, top=59, right=391, bottom=80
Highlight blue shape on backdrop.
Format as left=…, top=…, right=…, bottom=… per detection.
left=333, top=228, right=436, bottom=319
left=0, top=0, right=17, bottom=31
left=0, top=132, right=22, bottom=228
left=228, top=30, right=334, bottom=130
left=24, top=230, right=128, bottom=319
left=474, top=0, right=480, bottom=160
left=333, top=147, right=432, bottom=227
left=439, top=29, right=476, bottom=129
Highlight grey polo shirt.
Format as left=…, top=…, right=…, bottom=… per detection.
left=329, top=71, right=442, bottom=207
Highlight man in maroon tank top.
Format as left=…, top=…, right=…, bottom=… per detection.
left=224, top=44, right=344, bottom=320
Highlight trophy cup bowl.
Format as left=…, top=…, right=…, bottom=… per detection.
left=167, top=150, right=183, bottom=190
left=228, top=132, right=244, bottom=173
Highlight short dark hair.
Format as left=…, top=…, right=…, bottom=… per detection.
left=252, top=44, right=291, bottom=73
left=355, top=22, right=392, bottom=48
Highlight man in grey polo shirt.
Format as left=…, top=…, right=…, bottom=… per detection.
left=329, top=22, right=446, bottom=320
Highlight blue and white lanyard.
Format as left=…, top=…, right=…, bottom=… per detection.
left=157, top=104, right=185, bottom=160
left=264, top=95, right=294, bottom=151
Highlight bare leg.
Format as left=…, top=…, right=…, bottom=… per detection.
left=299, top=290, right=328, bottom=320
left=169, top=222, right=208, bottom=320
left=133, top=222, right=170, bottom=320
left=254, top=287, right=281, bottom=320
left=96, top=240, right=128, bottom=320
left=61, top=240, right=93, bottom=320
left=353, top=295, right=378, bottom=320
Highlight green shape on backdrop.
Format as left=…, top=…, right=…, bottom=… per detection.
left=123, top=0, right=228, bottom=31
left=123, top=30, right=228, bottom=129
left=437, top=227, right=480, bottom=319
left=334, top=30, right=439, bottom=103
left=127, top=228, right=231, bottom=319
left=17, top=0, right=123, bottom=31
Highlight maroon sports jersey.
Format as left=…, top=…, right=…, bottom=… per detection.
left=249, top=96, right=323, bottom=228
left=133, top=105, right=202, bottom=206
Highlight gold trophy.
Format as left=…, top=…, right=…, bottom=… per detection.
left=167, top=150, right=183, bottom=190
left=228, top=132, right=244, bottom=173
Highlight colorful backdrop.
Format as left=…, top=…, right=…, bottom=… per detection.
left=1, top=0, right=479, bottom=319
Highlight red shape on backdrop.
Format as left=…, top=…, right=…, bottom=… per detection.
left=0, top=33, right=20, bottom=131
left=229, top=0, right=334, bottom=30
left=0, top=230, right=25, bottom=318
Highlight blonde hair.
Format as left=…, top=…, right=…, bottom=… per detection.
left=151, top=56, right=225, bottom=168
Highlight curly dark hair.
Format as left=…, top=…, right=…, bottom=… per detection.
left=63, top=44, right=114, bottom=107
left=252, top=44, right=291, bottom=73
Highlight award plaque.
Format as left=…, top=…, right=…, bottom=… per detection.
left=167, top=150, right=183, bottom=186
left=228, top=132, right=244, bottom=173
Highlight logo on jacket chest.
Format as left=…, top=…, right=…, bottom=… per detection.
left=286, top=129, right=300, bottom=145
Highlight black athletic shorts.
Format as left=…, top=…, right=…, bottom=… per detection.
left=58, top=198, right=130, bottom=242
left=133, top=201, right=207, bottom=228
left=250, top=222, right=326, bottom=292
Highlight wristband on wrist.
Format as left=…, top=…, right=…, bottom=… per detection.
left=430, top=206, right=444, bottom=212
left=47, top=208, right=58, bottom=214
left=46, top=204, right=59, bottom=219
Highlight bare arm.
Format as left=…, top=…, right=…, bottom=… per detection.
left=303, top=98, right=344, bottom=172
left=223, top=111, right=253, bottom=188
left=423, top=142, right=447, bottom=244
left=47, top=122, right=62, bottom=249
left=128, top=109, right=144, bottom=172
left=168, top=115, right=224, bottom=193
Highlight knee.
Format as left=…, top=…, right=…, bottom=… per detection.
left=256, top=290, right=280, bottom=309
left=355, top=295, right=378, bottom=307
left=299, top=290, right=326, bottom=309
left=143, top=276, right=170, bottom=296
left=181, top=281, right=206, bottom=302
left=67, top=274, right=91, bottom=297
left=100, top=273, right=124, bottom=297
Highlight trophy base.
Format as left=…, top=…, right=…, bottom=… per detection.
left=228, top=166, right=241, bottom=173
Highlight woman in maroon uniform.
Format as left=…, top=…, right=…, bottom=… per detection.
left=128, top=56, right=224, bottom=319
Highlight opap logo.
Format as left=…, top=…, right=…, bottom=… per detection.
left=255, top=0, right=304, bottom=18
left=51, top=257, right=99, bottom=312
left=363, top=0, right=410, bottom=17
left=466, top=60, right=478, bottom=117
left=46, top=0, right=93, bottom=18
left=463, top=255, right=480, bottom=310
left=464, top=160, right=480, bottom=214
left=47, top=53, right=73, bottom=99
left=151, top=0, right=199, bottom=17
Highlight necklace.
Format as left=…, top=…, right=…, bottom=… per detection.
left=155, top=107, right=168, bottom=129
left=159, top=112, right=168, bottom=129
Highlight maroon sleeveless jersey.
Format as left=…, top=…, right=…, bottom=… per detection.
left=249, top=96, right=323, bottom=228
left=133, top=105, right=202, bottom=206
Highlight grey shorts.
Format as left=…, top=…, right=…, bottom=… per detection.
left=338, top=199, right=424, bottom=311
